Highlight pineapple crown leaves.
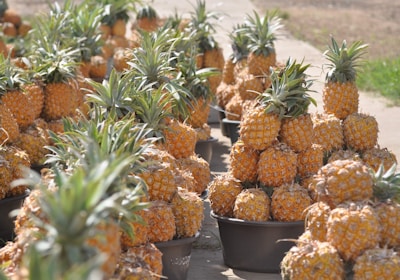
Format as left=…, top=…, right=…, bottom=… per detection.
left=86, top=69, right=136, bottom=120
left=15, top=157, right=148, bottom=277
left=186, top=0, right=223, bottom=52
left=69, top=2, right=105, bottom=62
left=242, top=10, right=282, bottom=56
left=127, top=28, right=178, bottom=89
left=131, top=86, right=173, bottom=140
left=46, top=113, right=155, bottom=179
left=94, top=0, right=142, bottom=25
left=136, top=4, right=158, bottom=20
left=259, top=58, right=316, bottom=119
left=0, top=53, right=29, bottom=93
left=370, top=163, right=400, bottom=203
left=324, top=36, right=368, bottom=83
left=229, top=23, right=251, bottom=62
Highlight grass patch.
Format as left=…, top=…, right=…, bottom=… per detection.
left=357, top=57, right=400, bottom=104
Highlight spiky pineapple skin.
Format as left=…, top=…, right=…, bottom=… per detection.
left=308, top=159, right=373, bottom=208
left=311, top=113, right=344, bottom=153
left=233, top=188, right=270, bottom=222
left=208, top=174, right=243, bottom=217
left=229, top=139, right=259, bottom=183
left=281, top=240, right=345, bottom=280
left=271, top=183, right=312, bottom=222
left=239, top=105, right=281, bottom=151
left=343, top=112, right=379, bottom=152
left=257, top=142, right=297, bottom=188
left=42, top=82, right=75, bottom=121
left=326, top=201, right=381, bottom=262
left=323, top=81, right=359, bottom=120
left=280, top=113, right=314, bottom=153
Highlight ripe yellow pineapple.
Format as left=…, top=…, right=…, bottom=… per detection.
left=3, top=145, right=30, bottom=197
left=233, top=188, right=271, bottom=222
left=175, top=154, right=211, bottom=195
left=322, top=37, right=368, bottom=120
left=257, top=142, right=297, bottom=188
left=243, top=10, right=281, bottom=76
left=21, top=82, right=45, bottom=119
left=229, top=139, right=260, bottom=183
left=235, top=71, right=264, bottom=101
left=281, top=240, right=345, bottom=280
left=208, top=173, right=243, bottom=217
left=270, top=182, right=312, bottom=222
left=311, top=113, right=344, bottom=154
left=308, top=159, right=373, bottom=208
left=0, top=103, right=20, bottom=144
left=327, top=148, right=362, bottom=163
left=120, top=209, right=150, bottom=249
left=353, top=248, right=400, bottom=279
left=343, top=112, right=379, bottom=152
left=171, top=188, right=204, bottom=238
left=326, top=201, right=381, bottom=262
left=138, top=161, right=178, bottom=202
left=146, top=200, right=176, bottom=243
left=297, top=143, right=324, bottom=179
left=304, top=201, right=331, bottom=242
left=371, top=164, right=400, bottom=248
left=362, top=146, right=397, bottom=172
left=163, top=119, right=197, bottom=159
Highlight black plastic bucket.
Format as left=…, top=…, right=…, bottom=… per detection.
left=195, top=137, right=218, bottom=163
left=0, top=191, right=29, bottom=245
left=211, top=211, right=304, bottom=273
left=155, top=233, right=199, bottom=280
left=221, top=118, right=240, bottom=145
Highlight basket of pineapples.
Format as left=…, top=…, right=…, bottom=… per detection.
left=209, top=55, right=318, bottom=272
left=279, top=37, right=400, bottom=279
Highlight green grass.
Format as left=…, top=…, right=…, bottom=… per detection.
left=357, top=57, right=400, bottom=104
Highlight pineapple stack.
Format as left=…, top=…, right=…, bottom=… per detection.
left=209, top=57, right=316, bottom=223
left=281, top=38, right=400, bottom=278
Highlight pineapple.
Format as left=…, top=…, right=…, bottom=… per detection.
left=281, top=240, right=345, bottom=280
left=308, top=159, right=373, bottom=208
left=175, top=154, right=211, bottom=195
left=138, top=161, right=178, bottom=202
left=235, top=71, right=264, bottom=101
left=117, top=243, right=163, bottom=279
left=297, top=143, right=324, bottom=179
left=21, top=81, right=45, bottom=120
left=0, top=103, right=19, bottom=144
left=239, top=59, right=312, bottom=151
left=311, top=113, right=344, bottom=154
left=322, top=37, right=368, bottom=120
left=171, top=188, right=204, bottom=238
left=120, top=209, right=150, bottom=249
left=233, top=187, right=271, bottom=222
left=243, top=10, right=281, bottom=76
left=3, top=145, right=30, bottom=197
left=343, top=112, right=379, bottom=152
left=371, top=164, right=400, bottom=248
left=362, top=146, right=397, bottom=172
left=257, top=142, right=297, bottom=188
left=163, top=119, right=197, bottom=159
left=0, top=54, right=35, bottom=130
left=277, top=58, right=316, bottom=152
left=15, top=120, right=50, bottom=166
left=229, top=139, right=260, bottom=183
left=304, top=201, right=331, bottom=242
left=270, top=182, right=312, bottom=222
left=146, top=200, right=176, bottom=243
left=135, top=5, right=159, bottom=32
left=353, top=248, right=400, bottom=280
left=208, top=173, right=243, bottom=217
left=326, top=201, right=381, bottom=262
left=327, top=148, right=362, bottom=163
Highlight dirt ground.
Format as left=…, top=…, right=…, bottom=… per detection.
left=251, top=0, right=400, bottom=60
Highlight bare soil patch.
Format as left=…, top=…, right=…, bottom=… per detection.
left=251, top=0, right=400, bottom=60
